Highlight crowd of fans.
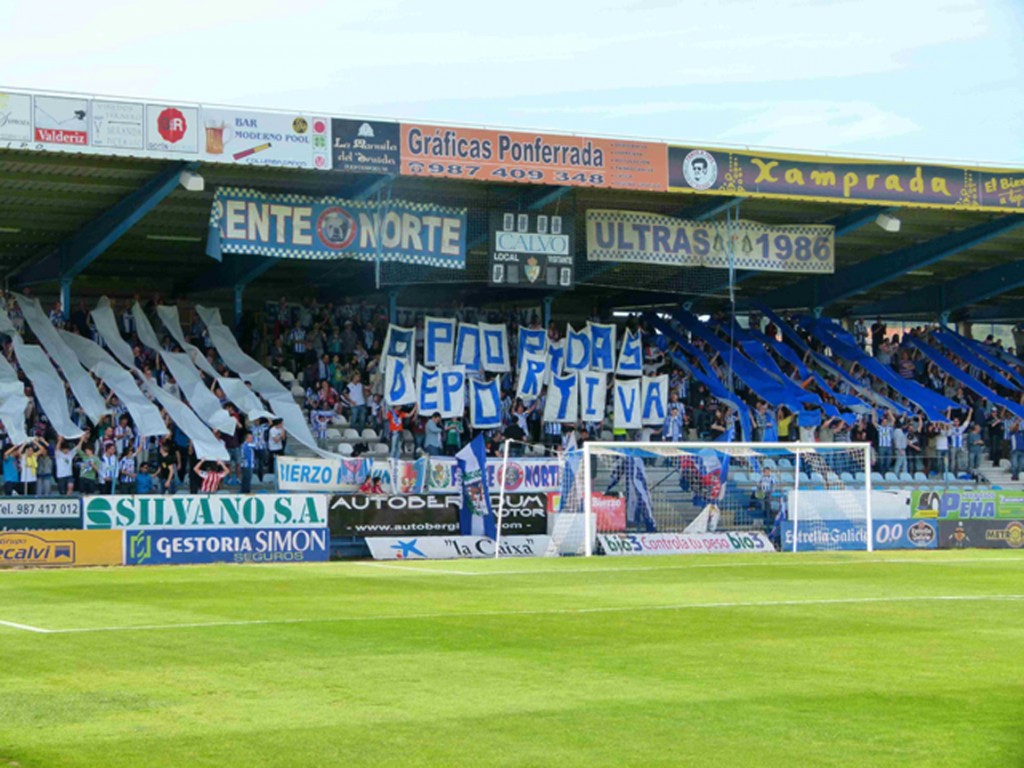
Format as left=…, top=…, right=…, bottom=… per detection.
left=1, top=289, right=1023, bottom=498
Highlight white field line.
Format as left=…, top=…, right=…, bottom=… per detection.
left=355, top=555, right=1024, bottom=578
left=11, top=593, right=1024, bottom=635
left=0, top=619, right=51, bottom=633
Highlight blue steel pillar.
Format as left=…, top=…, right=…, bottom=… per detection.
left=543, top=296, right=553, bottom=329
left=388, top=291, right=399, bottom=325
left=233, top=284, right=245, bottom=329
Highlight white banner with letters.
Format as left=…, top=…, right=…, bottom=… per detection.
left=366, top=535, right=554, bottom=560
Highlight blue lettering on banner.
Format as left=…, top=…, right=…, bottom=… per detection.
left=125, top=527, right=330, bottom=565
left=615, top=378, right=640, bottom=429
left=547, top=341, right=566, bottom=383
left=455, top=324, right=482, bottom=371
left=418, top=368, right=440, bottom=413
left=781, top=520, right=937, bottom=551
left=642, top=375, right=667, bottom=425
left=471, top=379, right=501, bottom=429
left=519, top=354, right=546, bottom=400
left=387, top=327, right=414, bottom=360
left=550, top=374, right=577, bottom=421
left=579, top=371, right=604, bottom=421
left=440, top=369, right=465, bottom=417
left=618, top=330, right=643, bottom=376
left=519, top=327, right=547, bottom=362
left=388, top=358, right=410, bottom=403
left=210, top=187, right=467, bottom=269
left=565, top=326, right=590, bottom=372
left=425, top=317, right=456, bottom=367
left=481, top=325, right=509, bottom=372
left=589, top=324, right=615, bottom=372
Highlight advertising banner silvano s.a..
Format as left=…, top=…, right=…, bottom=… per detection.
left=83, top=494, right=327, bottom=530
left=124, top=527, right=330, bottom=565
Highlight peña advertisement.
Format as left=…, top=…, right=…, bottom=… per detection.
left=911, top=489, right=1024, bottom=520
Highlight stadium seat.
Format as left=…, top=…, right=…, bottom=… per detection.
left=762, top=458, right=777, bottom=469
left=279, top=370, right=295, bottom=383
left=732, top=471, right=749, bottom=483
left=332, top=414, right=348, bottom=426
left=325, top=428, right=341, bottom=442
left=338, top=442, right=353, bottom=457
left=362, top=428, right=379, bottom=441
left=854, top=471, right=865, bottom=481
left=899, top=472, right=914, bottom=482
left=290, top=384, right=305, bottom=397
left=810, top=472, right=825, bottom=484
left=871, top=472, right=885, bottom=484
left=884, top=472, right=899, bottom=482
left=943, top=472, right=956, bottom=482
left=778, top=458, right=792, bottom=469
left=840, top=471, right=854, bottom=482
left=342, top=428, right=360, bottom=441
left=371, top=443, right=389, bottom=456
left=600, top=430, right=614, bottom=441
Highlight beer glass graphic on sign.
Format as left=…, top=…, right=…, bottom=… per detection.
left=205, top=120, right=231, bottom=154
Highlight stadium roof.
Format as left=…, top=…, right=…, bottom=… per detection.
left=1, top=87, right=1022, bottom=323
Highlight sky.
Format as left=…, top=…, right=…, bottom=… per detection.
left=2, top=0, right=1023, bottom=164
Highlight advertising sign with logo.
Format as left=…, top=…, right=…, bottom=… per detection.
left=489, top=211, right=575, bottom=289
left=329, top=494, right=461, bottom=536
left=547, top=491, right=626, bottom=532
left=599, top=531, right=774, bottom=556
left=0, top=498, right=82, bottom=531
left=91, top=101, right=144, bottom=150
left=401, top=123, right=667, bottom=191
left=938, top=519, right=1024, bottom=549
left=276, top=456, right=371, bottom=493
left=0, top=530, right=122, bottom=568
left=494, top=493, right=548, bottom=535
left=124, top=527, right=330, bottom=566
left=207, top=187, right=467, bottom=269
left=585, top=209, right=834, bottom=274
left=0, top=92, right=33, bottom=142
left=145, top=104, right=199, bottom=153
left=201, top=109, right=330, bottom=169
left=912, top=489, right=1024, bottom=520
left=667, top=145, right=1024, bottom=213
left=489, top=458, right=561, bottom=493
left=34, top=95, right=89, bottom=146
left=82, top=494, right=326, bottom=530
left=332, top=118, right=400, bottom=174
left=780, top=519, right=938, bottom=551
left=366, top=534, right=553, bottom=560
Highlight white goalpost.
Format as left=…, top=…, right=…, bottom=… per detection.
left=505, top=441, right=873, bottom=557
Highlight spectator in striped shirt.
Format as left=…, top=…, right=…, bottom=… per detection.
left=194, top=460, right=231, bottom=493
left=99, top=444, right=119, bottom=495
left=250, top=418, right=269, bottom=481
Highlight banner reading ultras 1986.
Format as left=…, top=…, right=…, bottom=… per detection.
left=401, top=123, right=667, bottom=191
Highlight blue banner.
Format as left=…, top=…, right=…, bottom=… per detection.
left=125, top=527, right=330, bottom=565
left=781, top=519, right=938, bottom=551
left=207, top=187, right=467, bottom=268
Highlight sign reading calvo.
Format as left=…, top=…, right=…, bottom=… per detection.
left=83, top=494, right=326, bottom=530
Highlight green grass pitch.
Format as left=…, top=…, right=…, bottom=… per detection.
left=1, top=551, right=1023, bottom=767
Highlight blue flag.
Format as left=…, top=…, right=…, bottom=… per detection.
left=456, top=435, right=496, bottom=538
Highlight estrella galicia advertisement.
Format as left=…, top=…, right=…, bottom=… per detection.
left=124, top=527, right=330, bottom=566
left=781, top=519, right=938, bottom=551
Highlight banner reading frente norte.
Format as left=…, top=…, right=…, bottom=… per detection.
left=207, top=186, right=467, bottom=268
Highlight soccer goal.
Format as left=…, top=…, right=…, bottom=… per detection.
left=531, top=442, right=873, bottom=556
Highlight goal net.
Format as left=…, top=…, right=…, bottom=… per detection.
left=537, top=442, right=872, bottom=556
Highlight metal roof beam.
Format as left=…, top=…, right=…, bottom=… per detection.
left=855, top=259, right=1024, bottom=318
left=12, top=161, right=194, bottom=287
left=760, top=214, right=1024, bottom=311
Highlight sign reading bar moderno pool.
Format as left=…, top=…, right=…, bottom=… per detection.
left=83, top=494, right=327, bottom=530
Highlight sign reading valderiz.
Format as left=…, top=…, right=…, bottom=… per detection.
left=83, top=494, right=326, bottom=529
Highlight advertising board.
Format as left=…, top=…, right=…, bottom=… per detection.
left=124, top=527, right=330, bottom=565
left=780, top=519, right=938, bottom=551
left=599, top=531, right=774, bottom=556
left=0, top=530, right=122, bottom=567
left=0, top=498, right=82, bottom=530
left=938, top=519, right=1024, bottom=549
left=911, top=489, right=1024, bottom=520
left=328, top=493, right=547, bottom=537
left=366, top=535, right=553, bottom=560
left=83, top=494, right=326, bottom=530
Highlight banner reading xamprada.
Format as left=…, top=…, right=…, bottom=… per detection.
left=586, top=209, right=834, bottom=274
left=207, top=186, right=467, bottom=268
